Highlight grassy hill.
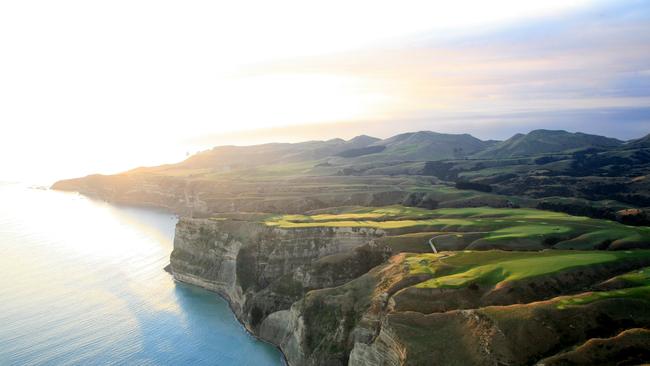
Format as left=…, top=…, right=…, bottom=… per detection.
left=473, top=129, right=623, bottom=158
left=176, top=202, right=650, bottom=365
left=263, top=205, right=650, bottom=250
left=280, top=223, right=650, bottom=365
left=356, top=131, right=492, bottom=161
left=53, top=129, right=650, bottom=225
left=51, top=128, right=650, bottom=365
left=628, top=133, right=650, bottom=148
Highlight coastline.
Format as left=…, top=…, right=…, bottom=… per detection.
left=169, top=272, right=290, bottom=366
left=50, top=188, right=288, bottom=365
left=1, top=186, right=284, bottom=365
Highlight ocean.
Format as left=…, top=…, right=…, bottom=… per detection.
left=0, top=183, right=283, bottom=365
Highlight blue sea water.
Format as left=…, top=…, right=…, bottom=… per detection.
left=0, top=183, right=283, bottom=366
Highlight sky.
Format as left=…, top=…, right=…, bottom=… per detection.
left=0, top=0, right=649, bottom=183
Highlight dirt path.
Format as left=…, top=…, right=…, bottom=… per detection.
left=428, top=237, right=438, bottom=253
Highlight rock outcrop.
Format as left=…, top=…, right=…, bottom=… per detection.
left=52, top=173, right=424, bottom=217
left=48, top=129, right=650, bottom=365
left=169, top=217, right=650, bottom=365
left=169, top=217, right=389, bottom=364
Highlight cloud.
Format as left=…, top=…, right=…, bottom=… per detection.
left=254, top=0, right=650, bottom=124
left=1, top=0, right=647, bottom=182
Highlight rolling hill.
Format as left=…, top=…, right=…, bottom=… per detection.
left=52, top=127, right=650, bottom=366
left=472, top=129, right=623, bottom=158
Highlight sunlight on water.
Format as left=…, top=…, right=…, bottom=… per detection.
left=0, top=183, right=283, bottom=366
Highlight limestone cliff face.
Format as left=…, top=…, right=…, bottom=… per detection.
left=52, top=175, right=209, bottom=216
left=169, top=217, right=388, bottom=364
left=170, top=218, right=248, bottom=311
left=348, top=323, right=405, bottom=366
left=170, top=218, right=650, bottom=366
left=259, top=306, right=308, bottom=365
left=52, top=174, right=421, bottom=216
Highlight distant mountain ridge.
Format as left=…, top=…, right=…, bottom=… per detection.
left=371, top=131, right=491, bottom=160
left=52, top=127, right=650, bottom=226
left=472, top=129, right=623, bottom=159
left=627, top=133, right=650, bottom=148
left=176, top=129, right=637, bottom=170
left=50, top=124, right=650, bottom=366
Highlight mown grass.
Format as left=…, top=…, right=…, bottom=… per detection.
left=309, top=212, right=387, bottom=221
left=405, top=253, right=449, bottom=276
left=555, top=265, right=650, bottom=309
left=405, top=250, right=650, bottom=289
left=264, top=206, right=650, bottom=249
left=485, top=224, right=572, bottom=239
left=266, top=206, right=588, bottom=227
left=556, top=286, right=650, bottom=309
left=266, top=218, right=477, bottom=229
left=615, top=266, right=650, bottom=286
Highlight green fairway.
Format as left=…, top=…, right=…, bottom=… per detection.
left=557, top=286, right=650, bottom=309
left=266, top=206, right=610, bottom=227
left=555, top=265, right=650, bottom=308
left=614, top=266, right=650, bottom=286
left=482, top=224, right=574, bottom=243
left=404, top=250, right=650, bottom=289
left=265, top=217, right=477, bottom=229
left=264, top=206, right=650, bottom=250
